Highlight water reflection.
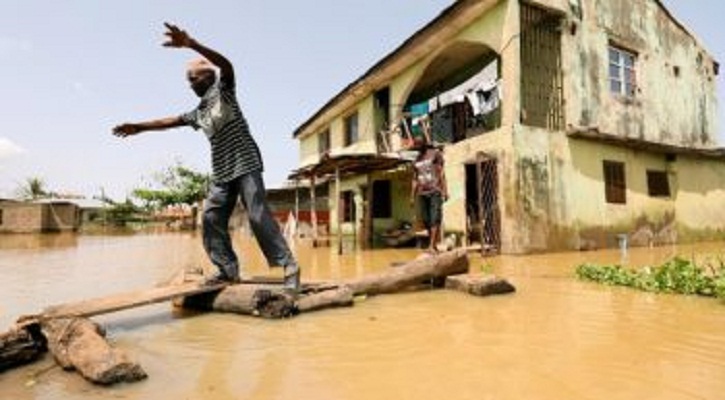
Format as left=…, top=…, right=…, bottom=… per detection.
left=0, top=232, right=79, bottom=250
left=0, top=232, right=724, bottom=400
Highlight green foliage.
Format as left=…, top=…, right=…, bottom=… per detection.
left=99, top=198, right=147, bottom=227
left=16, top=176, right=49, bottom=200
left=576, top=257, right=725, bottom=300
left=715, top=274, right=725, bottom=299
left=132, top=162, right=209, bottom=209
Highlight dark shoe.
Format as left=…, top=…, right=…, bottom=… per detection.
left=283, top=263, right=301, bottom=292
left=202, top=272, right=240, bottom=286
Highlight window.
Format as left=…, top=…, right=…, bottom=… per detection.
left=521, top=3, right=565, bottom=130
left=647, top=170, right=671, bottom=197
left=344, top=112, right=359, bottom=146
left=609, top=46, right=637, bottom=97
left=318, top=129, right=330, bottom=156
left=603, top=161, right=626, bottom=204
left=371, top=180, right=392, bottom=219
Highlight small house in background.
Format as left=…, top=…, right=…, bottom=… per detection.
left=0, top=200, right=79, bottom=233
left=65, top=198, right=106, bottom=225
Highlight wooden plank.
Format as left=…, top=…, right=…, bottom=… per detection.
left=35, top=275, right=336, bottom=321
left=39, top=281, right=228, bottom=320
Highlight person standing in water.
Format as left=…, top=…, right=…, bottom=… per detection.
left=411, top=137, right=448, bottom=254
left=112, top=23, right=300, bottom=291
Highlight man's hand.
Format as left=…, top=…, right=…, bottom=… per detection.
left=112, top=123, right=141, bottom=138
left=163, top=22, right=194, bottom=48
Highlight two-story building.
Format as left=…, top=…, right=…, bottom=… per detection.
left=291, top=0, right=724, bottom=254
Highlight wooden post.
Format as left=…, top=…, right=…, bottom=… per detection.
left=294, top=179, right=300, bottom=239
left=310, top=175, right=318, bottom=246
left=364, top=174, right=374, bottom=249
left=477, top=154, right=485, bottom=257
left=352, top=189, right=358, bottom=251
left=336, top=166, right=343, bottom=255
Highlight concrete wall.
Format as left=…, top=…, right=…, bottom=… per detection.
left=560, top=0, right=719, bottom=147
left=0, top=203, right=78, bottom=233
left=0, top=204, right=44, bottom=233
left=674, top=157, right=725, bottom=241
left=43, top=203, right=78, bottom=231
left=512, top=128, right=725, bottom=252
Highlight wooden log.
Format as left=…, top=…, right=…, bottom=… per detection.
left=41, top=318, right=147, bottom=385
left=444, top=274, right=516, bottom=297
left=181, top=283, right=355, bottom=317
left=180, top=250, right=468, bottom=316
left=179, top=285, right=298, bottom=319
left=296, top=286, right=354, bottom=313
left=345, top=249, right=469, bottom=295
left=0, top=323, right=46, bottom=372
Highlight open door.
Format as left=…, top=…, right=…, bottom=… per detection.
left=465, top=154, right=500, bottom=254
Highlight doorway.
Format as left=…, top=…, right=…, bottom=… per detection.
left=465, top=154, right=500, bottom=253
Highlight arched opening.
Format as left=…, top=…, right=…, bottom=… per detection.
left=401, top=41, right=501, bottom=146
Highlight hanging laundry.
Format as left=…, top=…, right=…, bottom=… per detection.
left=466, top=79, right=503, bottom=116
left=404, top=101, right=431, bottom=141
left=407, top=101, right=429, bottom=117
left=437, top=59, right=499, bottom=109
left=479, top=83, right=501, bottom=115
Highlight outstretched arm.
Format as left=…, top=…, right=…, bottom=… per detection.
left=112, top=116, right=186, bottom=138
left=162, top=22, right=235, bottom=84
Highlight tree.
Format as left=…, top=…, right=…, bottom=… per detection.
left=16, top=177, right=49, bottom=200
left=132, top=162, right=210, bottom=229
left=100, top=198, right=146, bottom=227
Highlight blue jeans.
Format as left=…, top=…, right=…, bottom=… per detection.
left=202, top=171, right=295, bottom=278
left=418, top=192, right=443, bottom=229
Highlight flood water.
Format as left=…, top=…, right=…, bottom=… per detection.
left=1, top=231, right=724, bottom=400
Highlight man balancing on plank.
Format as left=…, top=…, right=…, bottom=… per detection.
left=112, top=23, right=300, bottom=292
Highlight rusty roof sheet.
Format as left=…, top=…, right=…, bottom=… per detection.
left=288, top=153, right=411, bottom=180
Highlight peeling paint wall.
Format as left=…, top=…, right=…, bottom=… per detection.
left=509, top=0, right=723, bottom=253
left=675, top=158, right=725, bottom=241
left=519, top=127, right=725, bottom=252
left=562, top=0, right=719, bottom=147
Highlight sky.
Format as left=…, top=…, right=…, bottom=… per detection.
left=0, top=1, right=722, bottom=201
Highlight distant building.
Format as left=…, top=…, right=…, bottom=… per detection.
left=35, top=198, right=106, bottom=225
left=0, top=200, right=79, bottom=233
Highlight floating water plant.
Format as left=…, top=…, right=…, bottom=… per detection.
left=576, top=257, right=725, bottom=300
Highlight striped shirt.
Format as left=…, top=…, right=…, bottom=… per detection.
left=181, top=78, right=263, bottom=183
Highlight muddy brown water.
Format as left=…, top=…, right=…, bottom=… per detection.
left=0, top=231, right=724, bottom=400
